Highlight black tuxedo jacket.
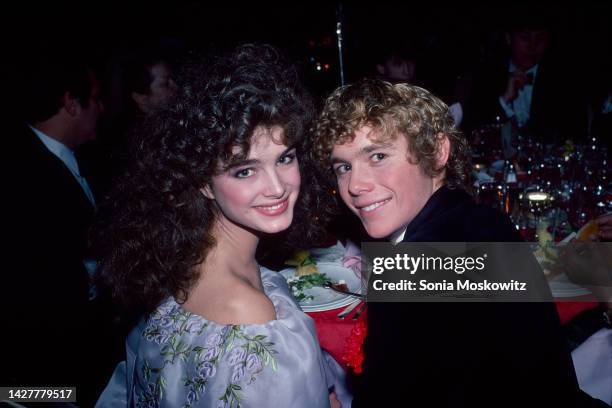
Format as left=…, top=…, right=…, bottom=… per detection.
left=351, top=187, right=608, bottom=407
left=465, top=57, right=588, bottom=144
left=2, top=125, right=98, bottom=396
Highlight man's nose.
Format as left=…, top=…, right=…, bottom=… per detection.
left=347, top=164, right=374, bottom=196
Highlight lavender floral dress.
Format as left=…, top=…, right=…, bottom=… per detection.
left=96, top=267, right=349, bottom=408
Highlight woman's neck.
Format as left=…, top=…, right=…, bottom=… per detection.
left=182, top=215, right=266, bottom=319
left=199, top=215, right=262, bottom=288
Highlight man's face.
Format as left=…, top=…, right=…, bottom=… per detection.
left=508, top=29, right=550, bottom=70
left=75, top=74, right=103, bottom=145
left=379, top=57, right=416, bottom=83
left=330, top=125, right=437, bottom=239
left=148, top=62, right=177, bottom=109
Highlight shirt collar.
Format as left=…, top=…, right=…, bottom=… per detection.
left=29, top=125, right=81, bottom=176
left=508, top=61, right=539, bottom=77
left=389, top=226, right=408, bottom=245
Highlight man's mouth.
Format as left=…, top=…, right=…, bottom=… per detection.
left=357, top=198, right=391, bottom=214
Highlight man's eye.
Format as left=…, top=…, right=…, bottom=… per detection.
left=334, top=164, right=350, bottom=175
left=234, top=168, right=254, bottom=178
left=372, top=153, right=387, bottom=162
left=278, top=153, right=296, bottom=165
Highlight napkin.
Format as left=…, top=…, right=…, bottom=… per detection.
left=342, top=240, right=362, bottom=279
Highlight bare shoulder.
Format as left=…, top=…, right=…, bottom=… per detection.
left=184, top=276, right=277, bottom=325
left=228, top=286, right=277, bottom=325
left=191, top=284, right=276, bottom=325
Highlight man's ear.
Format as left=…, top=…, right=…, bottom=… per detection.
left=505, top=32, right=512, bottom=47
left=63, top=91, right=80, bottom=117
left=376, top=64, right=385, bottom=75
left=131, top=92, right=149, bottom=113
left=201, top=185, right=215, bottom=200
left=435, top=133, right=450, bottom=169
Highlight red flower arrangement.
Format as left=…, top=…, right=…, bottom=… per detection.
left=342, top=314, right=367, bottom=374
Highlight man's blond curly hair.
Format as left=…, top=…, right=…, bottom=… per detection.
left=312, top=78, right=471, bottom=189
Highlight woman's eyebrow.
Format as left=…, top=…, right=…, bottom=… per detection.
left=224, top=146, right=296, bottom=170
left=224, top=158, right=259, bottom=171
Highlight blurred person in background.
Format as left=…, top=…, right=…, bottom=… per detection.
left=2, top=47, right=116, bottom=406
left=465, top=9, right=588, bottom=144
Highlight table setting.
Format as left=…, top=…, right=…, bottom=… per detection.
left=278, top=241, right=368, bottom=372
left=470, top=123, right=611, bottom=317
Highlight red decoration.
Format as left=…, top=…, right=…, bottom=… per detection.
left=342, top=316, right=367, bottom=374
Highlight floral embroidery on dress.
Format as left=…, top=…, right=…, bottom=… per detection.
left=216, top=326, right=278, bottom=408
left=135, top=299, right=279, bottom=408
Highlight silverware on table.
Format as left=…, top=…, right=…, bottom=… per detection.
left=351, top=302, right=367, bottom=320
left=323, top=281, right=364, bottom=298
left=336, top=299, right=361, bottom=319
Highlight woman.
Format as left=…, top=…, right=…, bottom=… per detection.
left=95, top=44, right=346, bottom=407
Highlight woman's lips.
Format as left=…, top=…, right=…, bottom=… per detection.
left=254, top=198, right=289, bottom=216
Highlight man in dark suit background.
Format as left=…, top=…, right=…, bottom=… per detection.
left=465, top=11, right=589, bottom=144
left=2, top=49, right=112, bottom=405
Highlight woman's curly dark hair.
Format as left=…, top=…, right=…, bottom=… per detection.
left=93, top=44, right=335, bottom=317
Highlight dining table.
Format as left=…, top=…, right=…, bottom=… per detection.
left=281, top=237, right=610, bottom=393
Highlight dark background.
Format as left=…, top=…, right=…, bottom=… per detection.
left=2, top=1, right=610, bottom=103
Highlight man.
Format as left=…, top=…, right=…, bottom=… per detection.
left=372, top=41, right=464, bottom=129
left=465, top=13, right=588, bottom=144
left=90, top=49, right=179, bottom=196
left=2, top=51, right=109, bottom=405
left=374, top=44, right=418, bottom=86
left=313, top=78, right=608, bottom=407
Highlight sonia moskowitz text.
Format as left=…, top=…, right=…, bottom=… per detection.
left=372, top=279, right=528, bottom=292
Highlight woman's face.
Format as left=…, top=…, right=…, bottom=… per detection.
left=205, top=126, right=301, bottom=235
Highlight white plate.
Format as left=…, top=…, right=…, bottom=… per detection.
left=533, top=234, right=592, bottom=298
left=549, top=272, right=592, bottom=298
left=279, top=262, right=363, bottom=312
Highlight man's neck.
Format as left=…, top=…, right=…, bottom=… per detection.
left=32, top=116, right=77, bottom=150
left=510, top=59, right=538, bottom=73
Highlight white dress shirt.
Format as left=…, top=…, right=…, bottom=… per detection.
left=30, top=125, right=96, bottom=206
left=602, top=94, right=612, bottom=114
left=390, top=226, right=407, bottom=245
left=498, top=63, right=539, bottom=128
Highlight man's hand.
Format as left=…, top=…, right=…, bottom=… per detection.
left=558, top=240, right=612, bottom=305
left=502, top=70, right=529, bottom=103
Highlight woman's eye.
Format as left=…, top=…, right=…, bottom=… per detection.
left=234, top=168, right=254, bottom=178
left=334, top=164, right=350, bottom=176
left=278, top=153, right=296, bottom=165
left=372, top=153, right=387, bottom=162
